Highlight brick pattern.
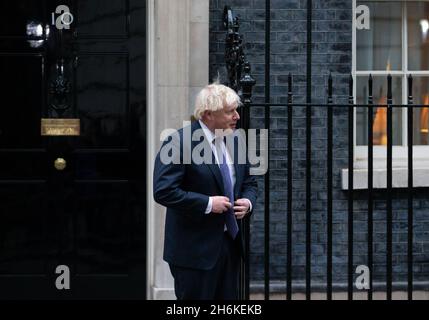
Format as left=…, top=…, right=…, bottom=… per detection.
left=209, top=0, right=429, bottom=287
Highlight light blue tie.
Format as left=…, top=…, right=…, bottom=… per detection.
left=217, top=141, right=239, bottom=239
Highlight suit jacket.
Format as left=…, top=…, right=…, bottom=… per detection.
left=153, top=120, right=258, bottom=270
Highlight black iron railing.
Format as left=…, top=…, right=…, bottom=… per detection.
left=223, top=5, right=423, bottom=301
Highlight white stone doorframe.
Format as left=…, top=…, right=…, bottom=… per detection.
left=146, top=0, right=209, bottom=300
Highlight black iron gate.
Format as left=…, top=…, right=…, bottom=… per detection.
left=223, top=3, right=423, bottom=301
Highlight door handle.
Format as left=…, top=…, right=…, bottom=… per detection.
left=54, top=158, right=67, bottom=171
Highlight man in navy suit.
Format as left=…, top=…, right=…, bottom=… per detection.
left=153, top=83, right=258, bottom=300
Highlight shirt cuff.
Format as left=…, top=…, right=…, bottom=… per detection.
left=205, top=197, right=213, bottom=214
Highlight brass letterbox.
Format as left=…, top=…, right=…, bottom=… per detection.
left=41, top=119, right=80, bottom=136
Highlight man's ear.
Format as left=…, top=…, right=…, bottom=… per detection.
left=203, top=110, right=212, bottom=121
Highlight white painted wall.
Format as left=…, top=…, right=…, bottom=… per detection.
left=146, top=0, right=209, bottom=300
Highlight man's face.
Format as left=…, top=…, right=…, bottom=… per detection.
left=211, top=102, right=240, bottom=132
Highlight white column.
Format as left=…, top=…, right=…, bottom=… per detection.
left=146, top=0, right=209, bottom=300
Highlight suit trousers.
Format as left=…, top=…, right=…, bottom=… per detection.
left=169, top=232, right=240, bottom=300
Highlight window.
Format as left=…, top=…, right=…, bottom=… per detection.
left=347, top=0, right=429, bottom=189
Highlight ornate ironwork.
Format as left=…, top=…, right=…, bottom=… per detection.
left=223, top=6, right=255, bottom=103
left=223, top=6, right=256, bottom=301
left=49, top=59, right=71, bottom=115
left=240, top=62, right=256, bottom=105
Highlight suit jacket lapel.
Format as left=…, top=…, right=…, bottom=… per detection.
left=207, top=162, right=225, bottom=195
left=191, top=121, right=225, bottom=194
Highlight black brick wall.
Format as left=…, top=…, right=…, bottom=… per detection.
left=210, top=0, right=429, bottom=290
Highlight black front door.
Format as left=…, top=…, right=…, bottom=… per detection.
left=0, top=0, right=146, bottom=299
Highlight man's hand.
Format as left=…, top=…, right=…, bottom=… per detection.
left=233, top=199, right=250, bottom=219
left=211, top=196, right=232, bottom=214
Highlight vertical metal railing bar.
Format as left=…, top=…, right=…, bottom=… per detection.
left=237, top=88, right=245, bottom=300
left=224, top=6, right=258, bottom=299
left=348, top=75, right=354, bottom=300
left=386, top=74, right=393, bottom=301
left=287, top=73, right=293, bottom=300
left=245, top=217, right=250, bottom=299
left=327, top=74, right=333, bottom=301
left=305, top=0, right=313, bottom=301
left=367, top=74, right=374, bottom=301
left=407, top=74, right=414, bottom=301
left=305, top=101, right=312, bottom=298
left=264, top=0, right=271, bottom=301
left=244, top=98, right=251, bottom=300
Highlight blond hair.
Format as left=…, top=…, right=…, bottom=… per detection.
left=193, top=83, right=241, bottom=120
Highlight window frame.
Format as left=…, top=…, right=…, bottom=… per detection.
left=352, top=0, right=429, bottom=169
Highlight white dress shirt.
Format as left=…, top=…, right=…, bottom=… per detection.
left=198, top=120, right=252, bottom=215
